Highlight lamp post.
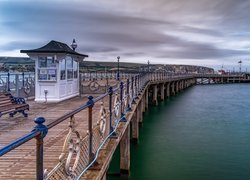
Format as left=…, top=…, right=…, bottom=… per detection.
left=238, top=60, right=242, bottom=73
left=147, top=60, right=150, bottom=72
left=71, top=39, right=77, bottom=51
left=117, top=56, right=120, bottom=81
left=105, top=66, right=109, bottom=89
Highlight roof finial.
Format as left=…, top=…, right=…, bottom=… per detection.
left=71, top=39, right=77, bottom=51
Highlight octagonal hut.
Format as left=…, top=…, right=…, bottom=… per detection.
left=21, top=40, right=88, bottom=102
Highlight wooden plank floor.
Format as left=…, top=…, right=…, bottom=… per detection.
left=0, top=95, right=104, bottom=179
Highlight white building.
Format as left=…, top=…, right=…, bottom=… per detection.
left=21, top=40, right=88, bottom=102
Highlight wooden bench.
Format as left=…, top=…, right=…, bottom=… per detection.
left=0, top=92, right=29, bottom=117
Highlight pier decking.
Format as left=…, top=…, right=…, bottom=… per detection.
left=0, top=96, right=100, bottom=179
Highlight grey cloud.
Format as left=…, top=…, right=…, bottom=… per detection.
left=0, top=41, right=42, bottom=52
left=157, top=47, right=249, bottom=60
left=82, top=46, right=119, bottom=53
left=1, top=0, right=250, bottom=65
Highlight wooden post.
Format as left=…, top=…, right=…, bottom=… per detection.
left=145, top=88, right=149, bottom=110
left=120, top=124, right=130, bottom=176
left=34, top=117, right=48, bottom=180
left=87, top=96, right=95, bottom=162
left=160, top=83, right=164, bottom=101
left=142, top=93, right=146, bottom=113
left=132, top=109, right=139, bottom=142
left=139, top=101, right=143, bottom=123
left=166, top=83, right=170, bottom=97
left=179, top=81, right=182, bottom=91
left=171, top=82, right=175, bottom=95
left=152, top=85, right=158, bottom=106
left=176, top=81, right=179, bottom=93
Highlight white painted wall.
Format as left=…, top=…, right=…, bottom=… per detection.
left=30, top=53, right=80, bottom=103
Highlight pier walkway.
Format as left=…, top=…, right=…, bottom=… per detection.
left=0, top=72, right=248, bottom=180
left=0, top=96, right=101, bottom=179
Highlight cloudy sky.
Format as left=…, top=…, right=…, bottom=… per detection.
left=1, top=0, right=250, bottom=70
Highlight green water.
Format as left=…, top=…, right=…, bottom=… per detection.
left=108, top=84, right=250, bottom=180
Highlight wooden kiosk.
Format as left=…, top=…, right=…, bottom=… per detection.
left=21, top=40, right=88, bottom=102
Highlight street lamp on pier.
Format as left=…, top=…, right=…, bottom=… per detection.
left=238, top=60, right=242, bottom=73
left=117, top=56, right=120, bottom=81
left=71, top=39, right=77, bottom=51
left=147, top=60, right=150, bottom=72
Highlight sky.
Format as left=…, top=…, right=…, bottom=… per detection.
left=1, top=0, right=250, bottom=71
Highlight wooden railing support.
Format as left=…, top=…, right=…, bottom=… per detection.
left=33, top=117, right=48, bottom=180
left=87, top=96, right=95, bottom=162
left=120, top=124, right=130, bottom=176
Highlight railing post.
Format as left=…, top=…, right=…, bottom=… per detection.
left=15, top=74, right=19, bottom=97
left=22, top=72, right=25, bottom=87
left=33, top=117, right=48, bottom=180
left=139, top=74, right=142, bottom=94
left=7, top=72, right=10, bottom=92
left=134, top=76, right=136, bottom=97
left=79, top=74, right=82, bottom=95
left=138, top=75, right=140, bottom=97
left=87, top=96, right=95, bottom=162
left=131, top=77, right=134, bottom=98
left=135, top=75, right=139, bottom=99
left=126, top=79, right=132, bottom=112
left=108, top=87, right=115, bottom=135
left=120, top=81, right=126, bottom=122
left=131, top=77, right=136, bottom=104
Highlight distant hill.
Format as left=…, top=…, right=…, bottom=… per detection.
left=0, top=57, right=34, bottom=65
left=0, top=57, right=214, bottom=74
left=79, top=61, right=145, bottom=72
left=80, top=61, right=214, bottom=74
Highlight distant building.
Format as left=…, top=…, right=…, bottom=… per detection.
left=218, top=69, right=226, bottom=75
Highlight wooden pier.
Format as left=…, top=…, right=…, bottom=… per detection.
left=0, top=72, right=248, bottom=179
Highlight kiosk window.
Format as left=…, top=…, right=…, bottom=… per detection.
left=38, top=56, right=57, bottom=81
left=66, top=57, right=73, bottom=80
left=73, top=61, right=78, bottom=79
left=60, top=59, right=66, bottom=80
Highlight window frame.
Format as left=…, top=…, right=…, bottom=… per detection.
left=37, top=56, right=57, bottom=82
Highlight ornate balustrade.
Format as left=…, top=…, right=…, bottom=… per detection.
left=80, top=72, right=137, bottom=81
left=0, top=72, right=35, bottom=97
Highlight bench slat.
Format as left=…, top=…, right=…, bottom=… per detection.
left=0, top=93, right=29, bottom=117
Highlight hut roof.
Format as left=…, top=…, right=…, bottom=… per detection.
left=20, top=40, right=88, bottom=58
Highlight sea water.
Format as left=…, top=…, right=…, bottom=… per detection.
left=108, top=84, right=250, bottom=180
